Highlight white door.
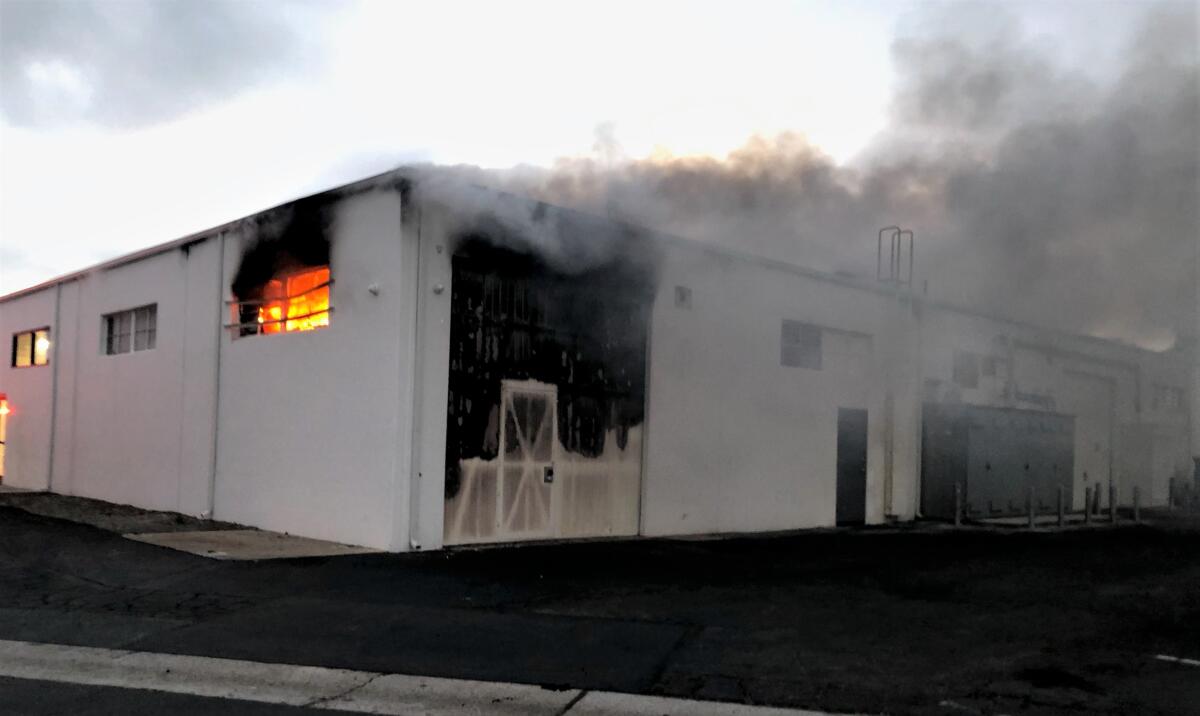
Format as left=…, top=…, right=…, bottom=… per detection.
left=496, top=380, right=557, bottom=539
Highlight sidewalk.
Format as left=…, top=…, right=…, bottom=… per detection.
left=0, top=639, right=836, bottom=716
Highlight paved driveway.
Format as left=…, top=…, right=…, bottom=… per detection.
left=2, top=504, right=1199, bottom=714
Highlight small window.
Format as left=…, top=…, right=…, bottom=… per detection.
left=781, top=320, right=821, bottom=369
left=11, top=328, right=50, bottom=368
left=103, top=304, right=156, bottom=355
left=1154, top=384, right=1185, bottom=412
left=234, top=266, right=331, bottom=337
left=953, top=350, right=979, bottom=389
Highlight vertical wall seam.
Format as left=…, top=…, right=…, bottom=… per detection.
left=207, top=231, right=226, bottom=518
left=406, top=205, right=425, bottom=549
left=637, top=289, right=655, bottom=537
left=46, top=281, right=63, bottom=491
left=175, top=248, right=190, bottom=512
left=66, top=278, right=83, bottom=494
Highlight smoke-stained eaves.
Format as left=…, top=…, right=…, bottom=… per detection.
left=409, top=168, right=662, bottom=280
left=230, top=195, right=333, bottom=304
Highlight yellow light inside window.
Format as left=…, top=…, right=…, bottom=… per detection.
left=33, top=330, right=51, bottom=365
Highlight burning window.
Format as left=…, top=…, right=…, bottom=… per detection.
left=234, top=266, right=331, bottom=337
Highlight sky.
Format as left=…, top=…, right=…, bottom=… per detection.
left=0, top=0, right=1195, bottom=347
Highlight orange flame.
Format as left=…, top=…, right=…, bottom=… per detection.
left=257, top=266, right=330, bottom=334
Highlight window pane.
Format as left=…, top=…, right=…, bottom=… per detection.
left=133, top=305, right=156, bottom=351
left=284, top=267, right=330, bottom=332
left=244, top=267, right=330, bottom=337
left=258, top=279, right=284, bottom=334
left=106, top=311, right=133, bottom=355
left=105, top=316, right=116, bottom=355
left=117, top=311, right=132, bottom=354
left=781, top=320, right=821, bottom=369
left=13, top=332, right=32, bottom=367
left=33, top=329, right=50, bottom=366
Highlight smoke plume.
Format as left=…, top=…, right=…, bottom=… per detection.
left=429, top=2, right=1197, bottom=349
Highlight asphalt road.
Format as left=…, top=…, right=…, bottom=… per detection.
left=0, top=676, right=350, bottom=716
left=2, top=504, right=1200, bottom=715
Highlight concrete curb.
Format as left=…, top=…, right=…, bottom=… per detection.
left=0, top=639, right=841, bottom=715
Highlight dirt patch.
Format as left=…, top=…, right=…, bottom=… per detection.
left=0, top=492, right=243, bottom=535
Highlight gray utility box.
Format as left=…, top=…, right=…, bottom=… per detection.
left=921, top=403, right=1074, bottom=519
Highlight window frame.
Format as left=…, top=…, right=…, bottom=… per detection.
left=102, top=304, right=157, bottom=356
left=228, top=265, right=333, bottom=338
left=1153, top=383, right=1185, bottom=412
left=781, top=319, right=822, bottom=370
left=10, top=327, right=51, bottom=368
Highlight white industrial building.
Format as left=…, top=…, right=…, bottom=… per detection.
left=1, top=170, right=1195, bottom=551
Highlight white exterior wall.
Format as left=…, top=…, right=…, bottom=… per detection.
left=0, top=286, right=58, bottom=489
left=0, top=243, right=222, bottom=513
left=213, top=188, right=409, bottom=550
left=60, top=249, right=216, bottom=512
left=639, top=245, right=921, bottom=535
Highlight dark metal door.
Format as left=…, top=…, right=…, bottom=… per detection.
left=836, top=408, right=868, bottom=525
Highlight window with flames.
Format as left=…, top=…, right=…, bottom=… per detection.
left=232, top=266, right=331, bottom=337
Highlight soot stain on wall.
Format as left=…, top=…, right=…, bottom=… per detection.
left=444, top=236, right=656, bottom=500
left=230, top=194, right=335, bottom=328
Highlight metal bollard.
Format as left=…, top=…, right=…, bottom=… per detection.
left=954, top=482, right=963, bottom=527
left=1057, top=485, right=1065, bottom=527
left=1084, top=486, right=1093, bottom=525
left=1133, top=486, right=1141, bottom=523
left=1109, top=482, right=1118, bottom=523
left=1027, top=486, right=1036, bottom=529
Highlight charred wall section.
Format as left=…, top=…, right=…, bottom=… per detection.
left=230, top=195, right=335, bottom=331
left=444, top=237, right=654, bottom=501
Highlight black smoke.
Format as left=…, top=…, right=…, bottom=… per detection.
left=463, top=2, right=1198, bottom=349
left=231, top=195, right=332, bottom=307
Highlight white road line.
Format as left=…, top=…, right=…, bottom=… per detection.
left=1155, top=654, right=1200, bottom=667
left=0, top=639, right=837, bottom=715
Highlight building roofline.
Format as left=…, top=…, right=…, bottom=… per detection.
left=0, top=166, right=1176, bottom=360
left=0, top=168, right=401, bottom=305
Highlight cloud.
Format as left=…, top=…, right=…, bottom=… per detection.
left=0, top=0, right=327, bottom=128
